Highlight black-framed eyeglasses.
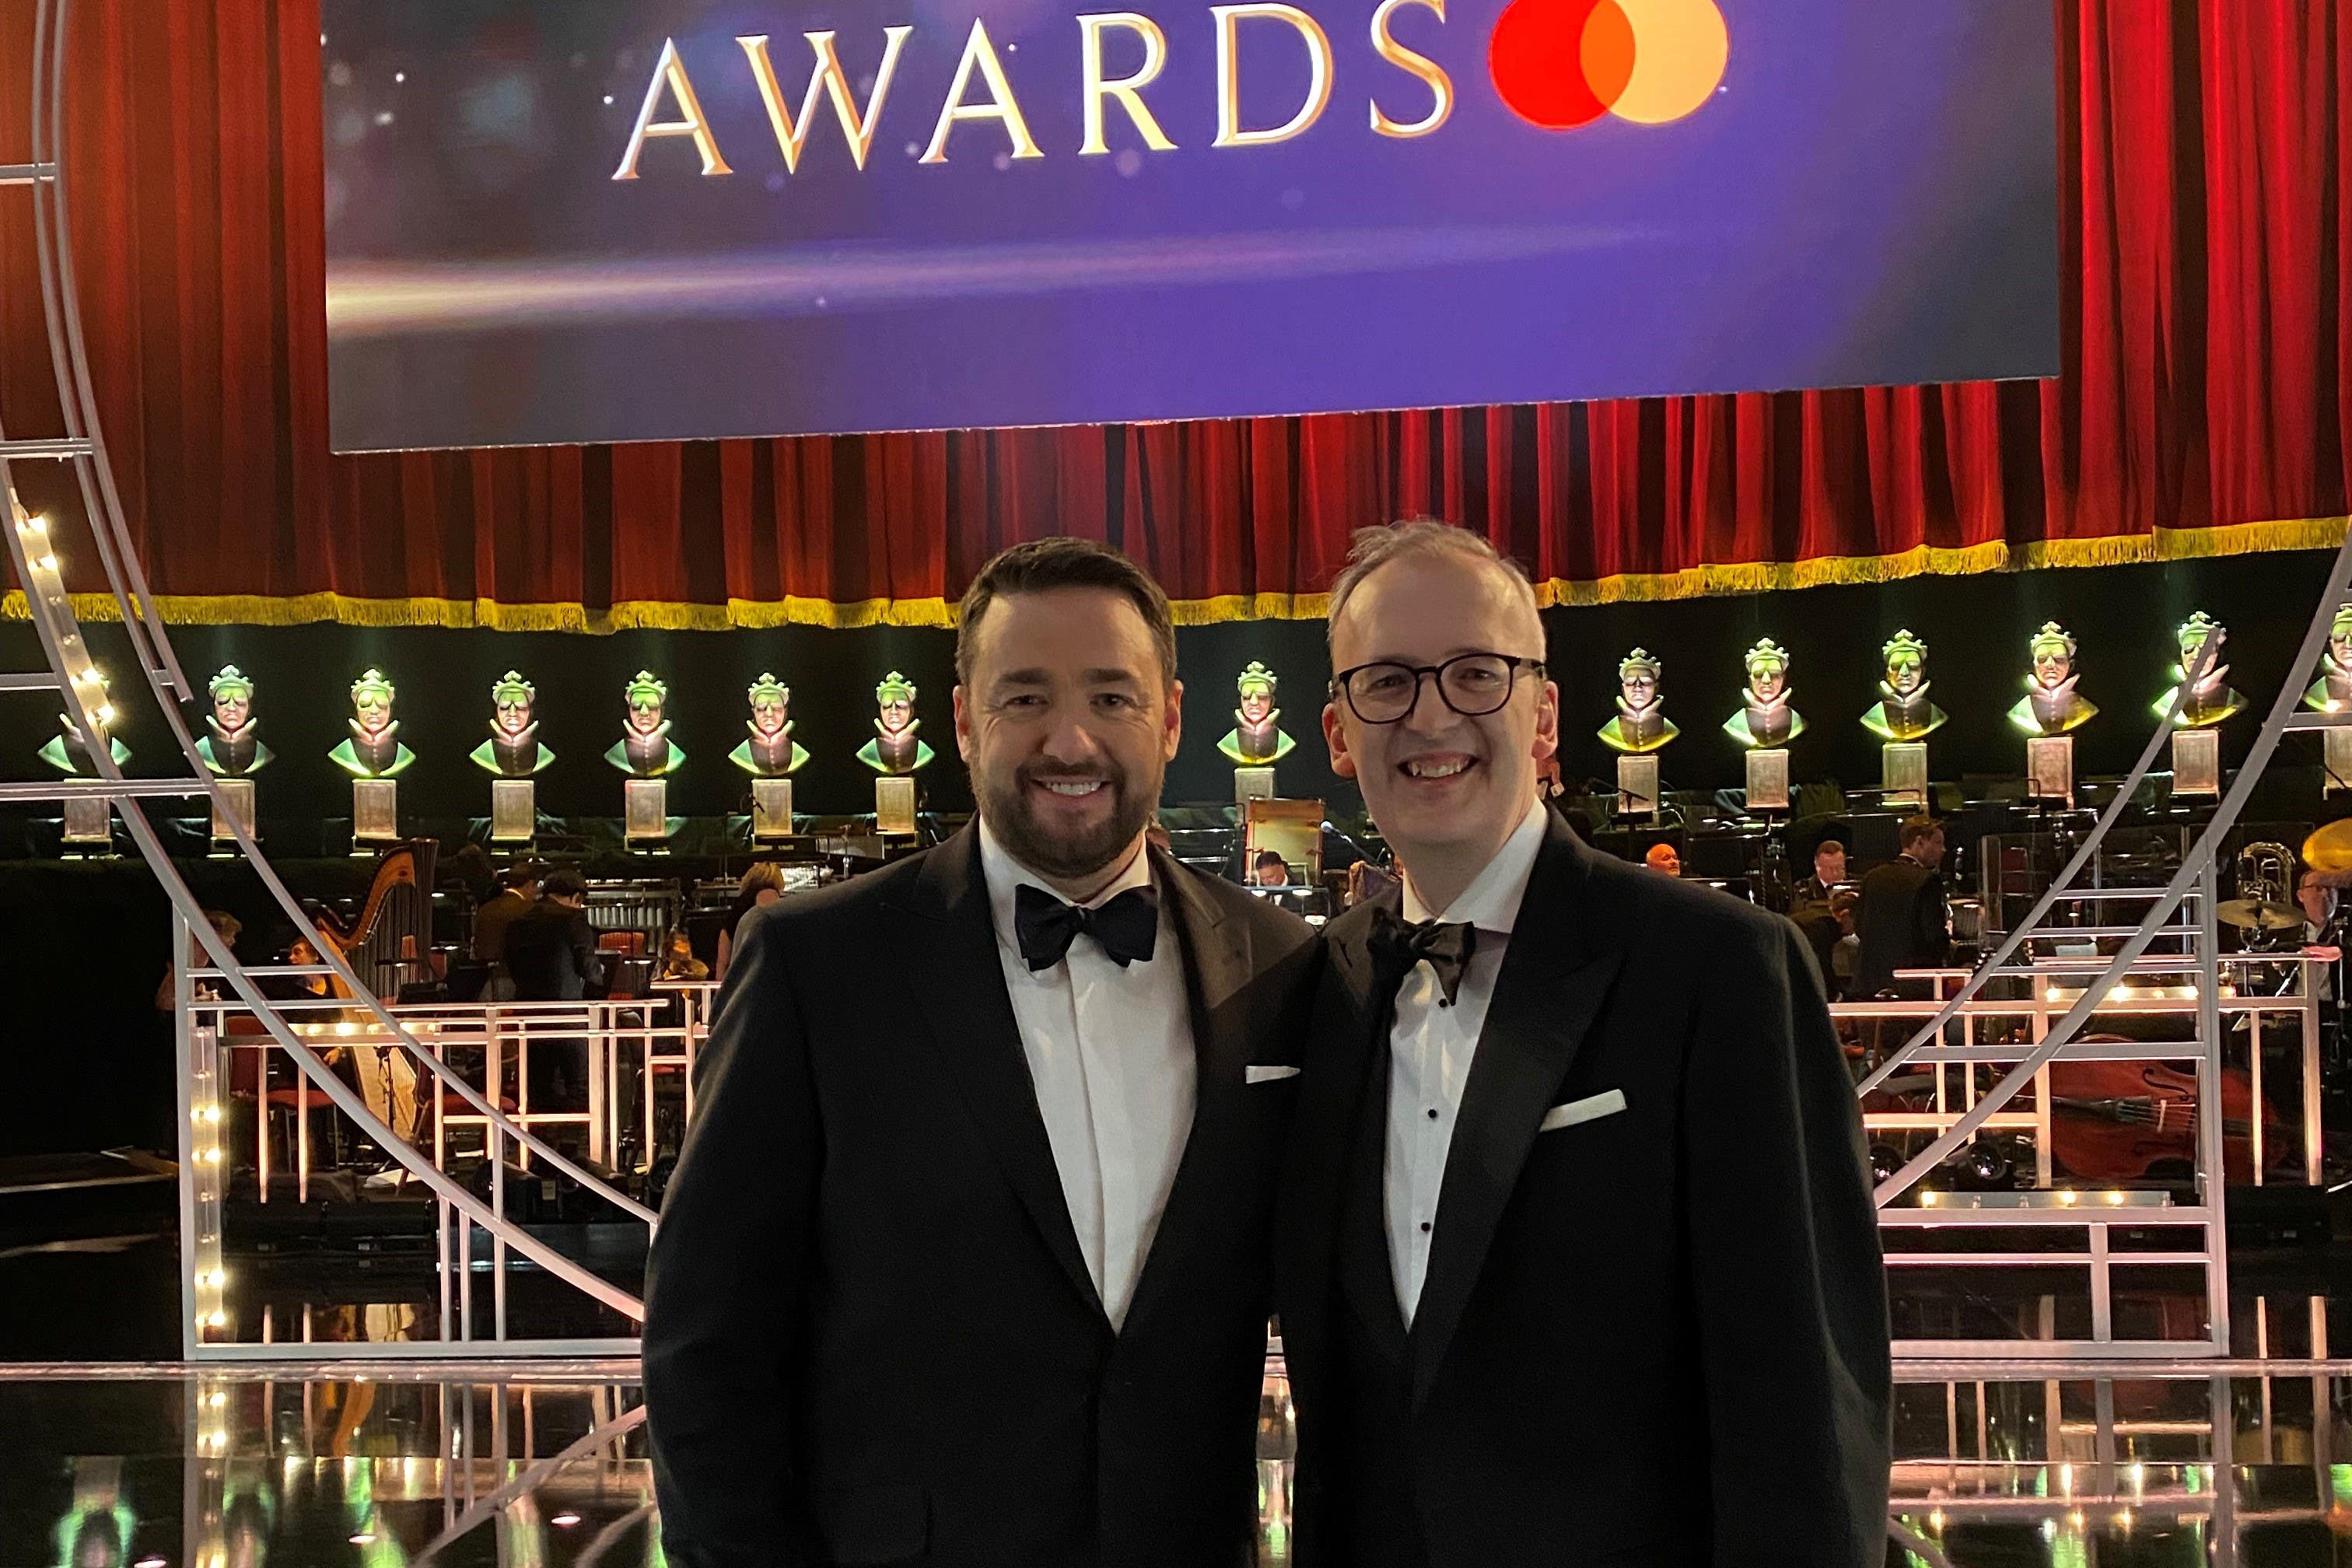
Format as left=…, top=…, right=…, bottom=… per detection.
left=1329, top=653, right=1546, bottom=724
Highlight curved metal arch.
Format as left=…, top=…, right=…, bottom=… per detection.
left=2, top=0, right=657, bottom=1343
left=1860, top=530, right=2352, bottom=1206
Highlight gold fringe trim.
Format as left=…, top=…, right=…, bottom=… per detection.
left=7, top=516, right=2343, bottom=631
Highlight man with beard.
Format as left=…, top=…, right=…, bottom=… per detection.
left=646, top=537, right=1319, bottom=1568
left=1276, top=521, right=1888, bottom=1568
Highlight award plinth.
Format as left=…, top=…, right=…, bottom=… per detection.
left=61, top=796, right=111, bottom=848
left=751, top=777, right=796, bottom=843
left=1234, top=766, right=1276, bottom=807
left=2172, top=729, right=2221, bottom=796
left=1744, top=749, right=1790, bottom=814
left=352, top=779, right=399, bottom=845
left=2326, top=729, right=2352, bottom=793
left=210, top=779, right=256, bottom=850
left=874, top=775, right=918, bottom=837
left=491, top=779, right=536, bottom=845
left=625, top=779, right=669, bottom=845
left=1881, top=743, right=1928, bottom=809
left=1615, top=754, right=1659, bottom=819
left=2026, top=736, right=2074, bottom=805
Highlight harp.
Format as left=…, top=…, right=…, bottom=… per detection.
left=310, top=839, right=439, bottom=1001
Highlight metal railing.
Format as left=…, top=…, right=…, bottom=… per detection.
left=2, top=0, right=656, bottom=1360
left=1850, top=522, right=2352, bottom=1359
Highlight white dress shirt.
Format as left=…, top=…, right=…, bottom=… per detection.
left=1384, top=799, right=1549, bottom=1325
left=980, top=824, right=1197, bottom=1331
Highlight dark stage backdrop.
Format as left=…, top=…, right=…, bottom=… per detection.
left=0, top=0, right=2347, bottom=631
left=0, top=548, right=2339, bottom=825
left=1, top=548, right=2343, bottom=1160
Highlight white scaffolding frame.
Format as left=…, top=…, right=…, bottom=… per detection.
left=1853, top=527, right=2352, bottom=1359
left=2, top=0, right=653, bottom=1360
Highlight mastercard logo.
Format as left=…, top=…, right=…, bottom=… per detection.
left=1488, top=0, right=1729, bottom=130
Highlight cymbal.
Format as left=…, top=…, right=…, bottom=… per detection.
left=2216, top=898, right=2305, bottom=932
left=2303, top=817, right=2352, bottom=874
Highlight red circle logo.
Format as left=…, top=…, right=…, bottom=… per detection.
left=1489, top=0, right=1729, bottom=131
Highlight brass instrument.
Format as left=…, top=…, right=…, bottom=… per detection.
left=2217, top=842, right=2301, bottom=933
left=2301, top=817, right=2352, bottom=875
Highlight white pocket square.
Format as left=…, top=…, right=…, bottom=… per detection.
left=1538, top=1089, right=1627, bottom=1132
left=1246, top=1064, right=1302, bottom=1084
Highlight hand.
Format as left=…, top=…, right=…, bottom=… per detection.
left=2302, top=943, right=2341, bottom=961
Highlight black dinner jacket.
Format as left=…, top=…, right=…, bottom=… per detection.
left=1853, top=855, right=1949, bottom=997
left=645, top=824, right=1318, bottom=1568
left=1276, top=813, right=1890, bottom=1568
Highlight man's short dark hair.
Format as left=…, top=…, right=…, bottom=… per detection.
left=542, top=868, right=589, bottom=901
left=501, top=859, right=547, bottom=890
left=1899, top=816, right=1941, bottom=850
left=1814, top=838, right=1846, bottom=860
left=954, top=538, right=1177, bottom=688
left=1254, top=849, right=1287, bottom=870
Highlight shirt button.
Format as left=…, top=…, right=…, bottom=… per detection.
left=1426, top=1108, right=1439, bottom=1121
left=1419, top=1221, right=1432, bottom=1234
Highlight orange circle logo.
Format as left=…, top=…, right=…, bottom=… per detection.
left=1489, top=0, right=1729, bottom=130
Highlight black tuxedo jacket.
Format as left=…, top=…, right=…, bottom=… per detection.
left=1276, top=815, right=1889, bottom=1568
left=645, top=825, right=1318, bottom=1568
left=1853, top=856, right=1949, bottom=996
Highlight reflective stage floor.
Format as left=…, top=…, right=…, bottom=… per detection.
left=2, top=1231, right=2348, bottom=1565
left=2, top=1358, right=2347, bottom=1567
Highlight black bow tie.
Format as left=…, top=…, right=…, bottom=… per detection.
left=1368, top=905, right=1479, bottom=1007
left=1014, top=882, right=1160, bottom=971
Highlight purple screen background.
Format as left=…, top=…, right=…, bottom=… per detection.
left=320, top=0, right=2060, bottom=453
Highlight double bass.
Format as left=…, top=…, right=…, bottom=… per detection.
left=2046, top=1046, right=2284, bottom=1185
left=1860, top=1040, right=2285, bottom=1187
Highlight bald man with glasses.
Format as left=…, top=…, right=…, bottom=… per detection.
left=1276, top=522, right=1889, bottom=1568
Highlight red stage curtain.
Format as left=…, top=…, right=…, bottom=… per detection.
left=0, top=0, right=2346, bottom=631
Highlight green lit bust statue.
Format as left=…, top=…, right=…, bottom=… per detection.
left=2305, top=604, right=2352, bottom=713
left=2008, top=621, right=2098, bottom=736
left=2154, top=611, right=2246, bottom=728
left=1598, top=649, right=1677, bottom=754
left=37, top=700, right=128, bottom=775
left=858, top=671, right=935, bottom=775
left=730, top=673, right=810, bottom=777
left=1217, top=661, right=1295, bottom=766
left=1723, top=638, right=1804, bottom=749
left=1860, top=631, right=1948, bottom=742
left=607, top=670, right=686, bottom=776
left=329, top=668, right=414, bottom=779
left=195, top=665, right=271, bottom=776
left=471, top=670, right=555, bottom=777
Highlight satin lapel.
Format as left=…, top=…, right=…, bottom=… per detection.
left=1408, top=818, right=1623, bottom=1409
left=1311, top=891, right=1412, bottom=1363
left=1118, top=856, right=1248, bottom=1335
left=887, top=826, right=1105, bottom=1323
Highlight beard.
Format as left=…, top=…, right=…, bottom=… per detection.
left=978, top=754, right=1160, bottom=884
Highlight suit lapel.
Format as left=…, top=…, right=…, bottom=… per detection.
left=1409, top=817, right=1624, bottom=1409
left=887, top=826, right=1106, bottom=1324
left=1157, top=848, right=1248, bottom=1090
left=1285, top=891, right=1410, bottom=1366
